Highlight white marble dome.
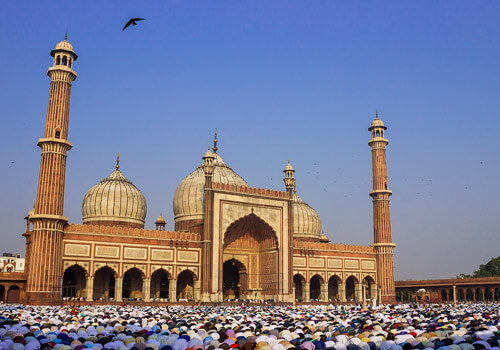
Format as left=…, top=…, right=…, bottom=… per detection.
left=293, top=193, right=322, bottom=238
left=173, top=153, right=248, bottom=223
left=82, top=168, right=147, bottom=227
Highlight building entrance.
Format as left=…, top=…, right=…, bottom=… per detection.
left=222, top=213, right=279, bottom=299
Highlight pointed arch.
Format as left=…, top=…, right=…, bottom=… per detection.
left=93, top=266, right=116, bottom=300
left=150, top=268, right=171, bottom=300
left=328, top=274, right=342, bottom=301
left=7, top=285, right=20, bottom=303
left=293, top=273, right=306, bottom=301
left=123, top=267, right=144, bottom=300
left=62, top=264, right=87, bottom=299
left=309, top=274, right=324, bottom=301
left=177, top=269, right=195, bottom=300
left=223, top=212, right=279, bottom=297
left=223, top=258, right=247, bottom=300
left=345, top=275, right=358, bottom=301
left=362, top=275, right=375, bottom=300
left=224, top=213, right=278, bottom=249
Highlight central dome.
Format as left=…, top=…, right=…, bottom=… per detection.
left=173, top=152, right=248, bottom=226
left=82, top=163, right=147, bottom=228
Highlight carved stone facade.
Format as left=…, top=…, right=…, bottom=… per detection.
left=0, top=37, right=398, bottom=305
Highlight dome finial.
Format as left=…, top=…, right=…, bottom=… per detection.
left=212, top=128, right=218, bottom=154
left=65, top=32, right=67, bottom=40
left=116, top=152, right=120, bottom=170
left=376, top=109, right=379, bottom=119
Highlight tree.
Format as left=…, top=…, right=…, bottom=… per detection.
left=456, top=256, right=500, bottom=278
left=472, top=256, right=500, bottom=277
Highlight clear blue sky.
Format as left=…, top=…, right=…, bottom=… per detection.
left=1, top=1, right=499, bottom=280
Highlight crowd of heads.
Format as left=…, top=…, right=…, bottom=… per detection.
left=1, top=304, right=499, bottom=350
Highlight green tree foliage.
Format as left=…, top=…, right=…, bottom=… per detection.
left=458, top=257, right=500, bottom=278
left=472, top=256, right=500, bottom=277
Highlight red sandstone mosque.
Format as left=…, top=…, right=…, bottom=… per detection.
left=0, top=37, right=398, bottom=305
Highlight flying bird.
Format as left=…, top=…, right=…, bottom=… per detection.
left=123, top=18, right=145, bottom=31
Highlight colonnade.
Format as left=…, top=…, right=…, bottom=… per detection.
left=294, top=274, right=378, bottom=303
left=62, top=265, right=200, bottom=302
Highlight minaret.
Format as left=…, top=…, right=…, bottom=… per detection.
left=368, top=113, right=396, bottom=304
left=26, top=36, right=77, bottom=305
left=201, top=142, right=216, bottom=302
left=283, top=161, right=295, bottom=302
left=283, top=160, right=295, bottom=195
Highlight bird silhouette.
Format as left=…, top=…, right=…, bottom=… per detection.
left=123, top=18, right=145, bottom=31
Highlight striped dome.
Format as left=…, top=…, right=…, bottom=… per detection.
left=293, top=193, right=322, bottom=238
left=82, top=168, right=147, bottom=227
left=173, top=153, right=248, bottom=223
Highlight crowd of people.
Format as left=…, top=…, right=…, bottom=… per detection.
left=0, top=304, right=499, bottom=350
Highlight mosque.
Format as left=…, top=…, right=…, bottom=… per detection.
left=0, top=37, right=396, bottom=305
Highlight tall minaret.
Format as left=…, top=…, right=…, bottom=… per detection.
left=368, top=113, right=396, bottom=304
left=26, top=36, right=77, bottom=305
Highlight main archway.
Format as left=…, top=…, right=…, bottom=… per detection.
left=223, top=213, right=278, bottom=300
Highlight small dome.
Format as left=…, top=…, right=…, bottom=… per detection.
left=82, top=168, right=147, bottom=228
left=155, top=213, right=166, bottom=225
left=284, top=161, right=294, bottom=172
left=203, top=148, right=214, bottom=159
left=55, top=39, right=74, bottom=53
left=50, top=35, right=78, bottom=59
left=293, top=193, right=322, bottom=238
left=173, top=153, right=248, bottom=223
left=371, top=117, right=385, bottom=128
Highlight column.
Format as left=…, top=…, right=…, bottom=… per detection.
left=453, top=285, right=457, bottom=303
left=338, top=283, right=346, bottom=302
left=86, top=276, right=93, bottom=301
left=371, top=284, right=377, bottom=302
left=355, top=283, right=362, bottom=302
left=481, top=288, right=485, bottom=302
left=169, top=279, right=177, bottom=302
left=143, top=278, right=151, bottom=302
left=194, top=279, right=201, bottom=301
left=115, top=277, right=123, bottom=302
left=320, top=282, right=328, bottom=302
left=304, top=282, right=310, bottom=302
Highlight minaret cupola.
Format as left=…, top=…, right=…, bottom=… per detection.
left=50, top=34, right=78, bottom=69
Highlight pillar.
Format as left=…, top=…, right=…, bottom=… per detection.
left=194, top=279, right=201, bottom=301
left=115, top=277, right=123, bottom=302
left=371, top=284, right=377, bottom=301
left=453, top=285, right=457, bottom=304
left=169, top=279, right=177, bottom=302
left=338, top=283, right=346, bottom=302
left=355, top=283, right=362, bottom=302
left=304, top=282, right=310, bottom=302
left=86, top=276, right=93, bottom=301
left=143, top=278, right=151, bottom=302
left=320, top=281, right=328, bottom=302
